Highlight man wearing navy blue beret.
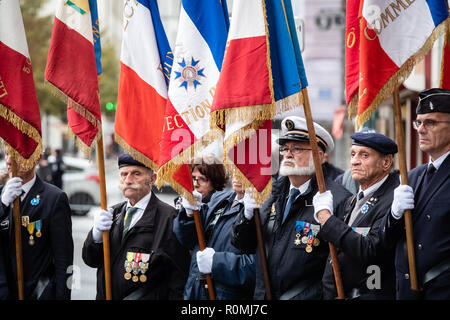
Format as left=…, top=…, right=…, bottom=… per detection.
left=82, top=153, right=190, bottom=299
left=314, top=130, right=400, bottom=299
left=381, top=88, right=450, bottom=300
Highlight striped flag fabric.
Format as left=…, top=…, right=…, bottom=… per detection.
left=0, top=0, right=42, bottom=169
left=355, top=0, right=449, bottom=129
left=156, top=0, right=229, bottom=200
left=115, top=0, right=173, bottom=170
left=45, top=0, right=101, bottom=153
left=344, top=0, right=361, bottom=119
left=66, top=0, right=102, bottom=153
left=211, top=0, right=308, bottom=205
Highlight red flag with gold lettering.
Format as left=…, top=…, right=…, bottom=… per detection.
left=0, top=0, right=42, bottom=169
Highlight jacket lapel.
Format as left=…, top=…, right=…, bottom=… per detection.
left=413, top=155, right=450, bottom=222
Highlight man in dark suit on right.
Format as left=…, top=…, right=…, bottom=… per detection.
left=381, top=88, right=450, bottom=299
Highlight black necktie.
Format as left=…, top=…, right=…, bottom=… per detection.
left=282, top=188, right=300, bottom=223
left=357, top=191, right=364, bottom=201
left=419, top=164, right=436, bottom=199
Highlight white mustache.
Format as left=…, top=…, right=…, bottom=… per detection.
left=119, top=183, right=142, bottom=191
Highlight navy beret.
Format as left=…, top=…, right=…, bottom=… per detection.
left=416, top=88, right=450, bottom=114
left=118, top=153, right=148, bottom=169
left=351, top=131, right=398, bottom=155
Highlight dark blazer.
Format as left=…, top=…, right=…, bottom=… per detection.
left=0, top=175, right=73, bottom=300
left=82, top=192, right=190, bottom=300
left=381, top=154, right=450, bottom=299
left=321, top=172, right=399, bottom=299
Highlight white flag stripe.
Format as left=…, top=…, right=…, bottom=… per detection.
left=120, top=2, right=168, bottom=98
left=168, top=6, right=220, bottom=138
left=55, top=0, right=93, bottom=43
left=363, top=0, right=435, bottom=67
left=0, top=0, right=30, bottom=58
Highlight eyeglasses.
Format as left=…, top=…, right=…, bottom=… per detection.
left=192, top=176, right=209, bottom=184
left=412, top=119, right=450, bottom=130
left=279, top=147, right=312, bottom=155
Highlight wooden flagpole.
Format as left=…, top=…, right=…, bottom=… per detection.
left=10, top=157, right=24, bottom=300
left=301, top=87, right=345, bottom=299
left=96, top=134, right=113, bottom=300
left=392, top=88, right=419, bottom=291
left=253, top=208, right=272, bottom=300
left=192, top=209, right=215, bottom=300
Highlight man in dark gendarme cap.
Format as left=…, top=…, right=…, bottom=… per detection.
left=314, top=129, right=399, bottom=299
left=381, top=88, right=450, bottom=300
left=82, top=153, right=190, bottom=300
left=232, top=116, right=351, bottom=300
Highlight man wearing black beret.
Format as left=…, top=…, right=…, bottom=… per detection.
left=381, top=88, right=450, bottom=299
left=313, top=130, right=399, bottom=299
left=82, top=153, right=190, bottom=299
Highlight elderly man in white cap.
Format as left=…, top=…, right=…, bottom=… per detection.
left=231, top=116, right=351, bottom=300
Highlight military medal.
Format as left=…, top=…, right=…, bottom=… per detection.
left=35, top=220, right=42, bottom=238
left=124, top=252, right=134, bottom=280
left=139, top=253, right=150, bottom=282
left=30, top=195, right=40, bottom=206
left=294, top=234, right=301, bottom=246
left=27, top=222, right=35, bottom=245
left=132, top=253, right=141, bottom=282
left=21, top=216, right=29, bottom=227
left=313, top=238, right=320, bottom=246
left=310, top=224, right=321, bottom=247
left=305, top=235, right=313, bottom=253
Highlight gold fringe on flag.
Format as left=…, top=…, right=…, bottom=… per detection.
left=114, top=133, right=159, bottom=172
left=0, top=103, right=42, bottom=170
left=67, top=125, right=101, bottom=160
left=355, top=17, right=449, bottom=130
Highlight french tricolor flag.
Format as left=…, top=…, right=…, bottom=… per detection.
left=355, top=0, right=449, bottom=129
left=0, top=0, right=42, bottom=168
left=115, top=0, right=172, bottom=170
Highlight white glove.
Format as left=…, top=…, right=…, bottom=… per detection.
left=391, top=185, right=415, bottom=219
left=181, top=190, right=202, bottom=217
left=92, top=208, right=114, bottom=242
left=313, top=190, right=333, bottom=223
left=1, top=177, right=23, bottom=207
left=243, top=191, right=258, bottom=220
left=196, top=247, right=215, bottom=274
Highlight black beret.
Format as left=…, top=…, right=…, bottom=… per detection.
left=118, top=153, right=148, bottom=169
left=351, top=131, right=398, bottom=155
left=416, top=88, right=450, bottom=114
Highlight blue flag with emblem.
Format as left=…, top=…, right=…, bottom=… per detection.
left=89, top=0, right=102, bottom=75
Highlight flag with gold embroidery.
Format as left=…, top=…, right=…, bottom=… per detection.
left=0, top=0, right=42, bottom=169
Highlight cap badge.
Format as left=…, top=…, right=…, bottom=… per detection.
left=285, top=119, right=295, bottom=130
left=429, top=102, right=434, bottom=110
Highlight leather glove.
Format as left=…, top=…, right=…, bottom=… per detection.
left=1, top=177, right=23, bottom=207
left=391, top=184, right=414, bottom=219
left=313, top=190, right=333, bottom=223
left=181, top=190, right=202, bottom=217
left=196, top=247, right=215, bottom=274
left=243, top=191, right=258, bottom=220
left=92, top=208, right=114, bottom=242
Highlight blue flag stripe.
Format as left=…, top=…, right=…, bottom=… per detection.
left=426, top=0, right=449, bottom=27
left=182, top=0, right=229, bottom=71
left=265, top=0, right=308, bottom=102
left=89, top=0, right=102, bottom=75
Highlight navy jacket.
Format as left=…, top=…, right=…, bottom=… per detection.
left=232, top=176, right=351, bottom=300
left=0, top=175, right=73, bottom=300
left=82, top=192, right=190, bottom=300
left=381, top=154, right=450, bottom=299
left=173, top=190, right=255, bottom=300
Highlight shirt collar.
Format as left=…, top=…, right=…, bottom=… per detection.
left=289, top=179, right=311, bottom=197
left=429, top=150, right=450, bottom=170
left=127, top=191, right=151, bottom=211
left=358, top=174, right=389, bottom=199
